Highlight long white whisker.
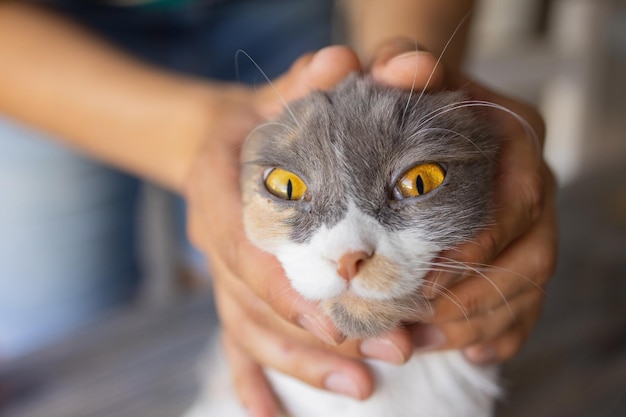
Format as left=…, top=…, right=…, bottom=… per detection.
left=400, top=38, right=420, bottom=130
left=427, top=286, right=471, bottom=326
left=414, top=11, right=471, bottom=107
left=235, top=49, right=301, bottom=127
left=424, top=281, right=468, bottom=313
left=417, top=100, right=540, bottom=151
left=407, top=127, right=496, bottom=162
left=436, top=257, right=544, bottom=293
left=246, top=121, right=297, bottom=139
left=436, top=256, right=516, bottom=321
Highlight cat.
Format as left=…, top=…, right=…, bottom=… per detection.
left=184, top=74, right=502, bottom=417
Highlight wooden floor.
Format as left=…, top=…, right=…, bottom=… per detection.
left=1, top=164, right=625, bottom=417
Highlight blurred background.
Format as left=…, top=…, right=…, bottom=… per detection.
left=469, top=1, right=626, bottom=416
left=1, top=0, right=624, bottom=416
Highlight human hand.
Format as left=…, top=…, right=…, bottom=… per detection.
left=369, top=40, right=558, bottom=364
left=185, top=41, right=557, bottom=417
left=185, top=46, right=419, bottom=417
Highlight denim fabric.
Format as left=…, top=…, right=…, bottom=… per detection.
left=0, top=0, right=333, bottom=357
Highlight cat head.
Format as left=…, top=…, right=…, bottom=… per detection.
left=241, top=74, right=499, bottom=338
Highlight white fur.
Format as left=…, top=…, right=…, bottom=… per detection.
left=268, top=351, right=499, bottom=417
left=185, top=347, right=499, bottom=417
left=275, top=202, right=439, bottom=301
left=184, top=202, right=500, bottom=417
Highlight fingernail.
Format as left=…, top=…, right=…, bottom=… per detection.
left=360, top=338, right=405, bottom=364
left=324, top=372, right=363, bottom=399
left=412, top=324, right=446, bottom=351
left=463, top=345, right=497, bottom=364
left=297, top=314, right=344, bottom=346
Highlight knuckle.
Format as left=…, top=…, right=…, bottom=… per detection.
left=529, top=241, right=558, bottom=286
left=468, top=229, right=500, bottom=266
left=457, top=289, right=486, bottom=319
left=498, top=329, right=526, bottom=361
left=444, top=320, right=483, bottom=348
left=276, top=337, right=299, bottom=359
left=521, top=290, right=546, bottom=327
left=518, top=171, right=545, bottom=222
left=480, top=231, right=501, bottom=263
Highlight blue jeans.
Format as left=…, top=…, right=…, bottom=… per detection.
left=0, top=0, right=333, bottom=358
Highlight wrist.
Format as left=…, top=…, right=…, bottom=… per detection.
left=166, top=80, right=259, bottom=194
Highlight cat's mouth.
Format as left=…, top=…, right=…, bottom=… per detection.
left=321, top=292, right=426, bottom=339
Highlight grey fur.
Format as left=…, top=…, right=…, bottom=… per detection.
left=241, top=74, right=500, bottom=337
left=243, top=74, right=498, bottom=246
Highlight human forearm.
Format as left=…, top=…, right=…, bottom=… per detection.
left=0, top=1, right=239, bottom=192
left=344, top=0, right=474, bottom=71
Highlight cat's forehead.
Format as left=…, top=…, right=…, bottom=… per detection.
left=241, top=75, right=498, bottom=245
left=249, top=76, right=495, bottom=175
left=246, top=75, right=498, bottom=189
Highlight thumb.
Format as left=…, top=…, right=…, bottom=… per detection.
left=256, top=46, right=362, bottom=118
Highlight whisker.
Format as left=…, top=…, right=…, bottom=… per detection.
left=436, top=257, right=544, bottom=293
left=416, top=100, right=540, bottom=152
left=246, top=121, right=297, bottom=140
left=406, top=127, right=496, bottom=162
left=400, top=38, right=420, bottom=130
left=424, top=280, right=468, bottom=313
left=267, top=282, right=297, bottom=303
left=427, top=285, right=471, bottom=327
left=414, top=293, right=435, bottom=318
left=436, top=257, right=516, bottom=322
left=414, top=11, right=472, bottom=107
left=288, top=293, right=306, bottom=321
left=235, top=49, right=301, bottom=128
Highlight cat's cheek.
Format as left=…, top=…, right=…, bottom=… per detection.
left=242, top=196, right=296, bottom=251
left=349, top=254, right=404, bottom=300
left=275, top=245, right=347, bottom=301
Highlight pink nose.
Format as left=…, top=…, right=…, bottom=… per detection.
left=336, top=251, right=372, bottom=281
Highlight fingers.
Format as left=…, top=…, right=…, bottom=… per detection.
left=258, top=39, right=446, bottom=120
left=462, top=324, right=537, bottom=365
left=215, top=248, right=413, bottom=360
left=186, top=133, right=346, bottom=343
left=425, top=162, right=557, bottom=323
left=414, top=159, right=557, bottom=363
left=223, top=332, right=280, bottom=417
left=216, top=260, right=374, bottom=400
left=412, top=286, right=544, bottom=352
left=369, top=38, right=444, bottom=91
left=420, top=88, right=551, bottom=298
left=257, top=45, right=361, bottom=118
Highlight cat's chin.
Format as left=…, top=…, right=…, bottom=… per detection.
left=321, top=293, right=424, bottom=339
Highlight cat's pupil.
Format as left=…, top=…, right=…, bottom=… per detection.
left=287, top=179, right=293, bottom=200
left=416, top=175, right=425, bottom=195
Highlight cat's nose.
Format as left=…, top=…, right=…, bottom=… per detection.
left=337, top=251, right=372, bottom=281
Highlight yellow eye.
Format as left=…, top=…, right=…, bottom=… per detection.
left=264, top=168, right=308, bottom=201
left=394, top=163, right=445, bottom=199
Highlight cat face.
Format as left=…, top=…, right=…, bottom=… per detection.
left=241, top=75, right=498, bottom=338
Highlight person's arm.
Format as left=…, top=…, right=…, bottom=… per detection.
left=344, top=0, right=557, bottom=366
left=211, top=2, right=556, bottom=416
left=0, top=2, right=378, bottom=414
left=344, top=0, right=474, bottom=70
left=0, top=1, right=234, bottom=191
left=0, top=2, right=556, bottom=417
